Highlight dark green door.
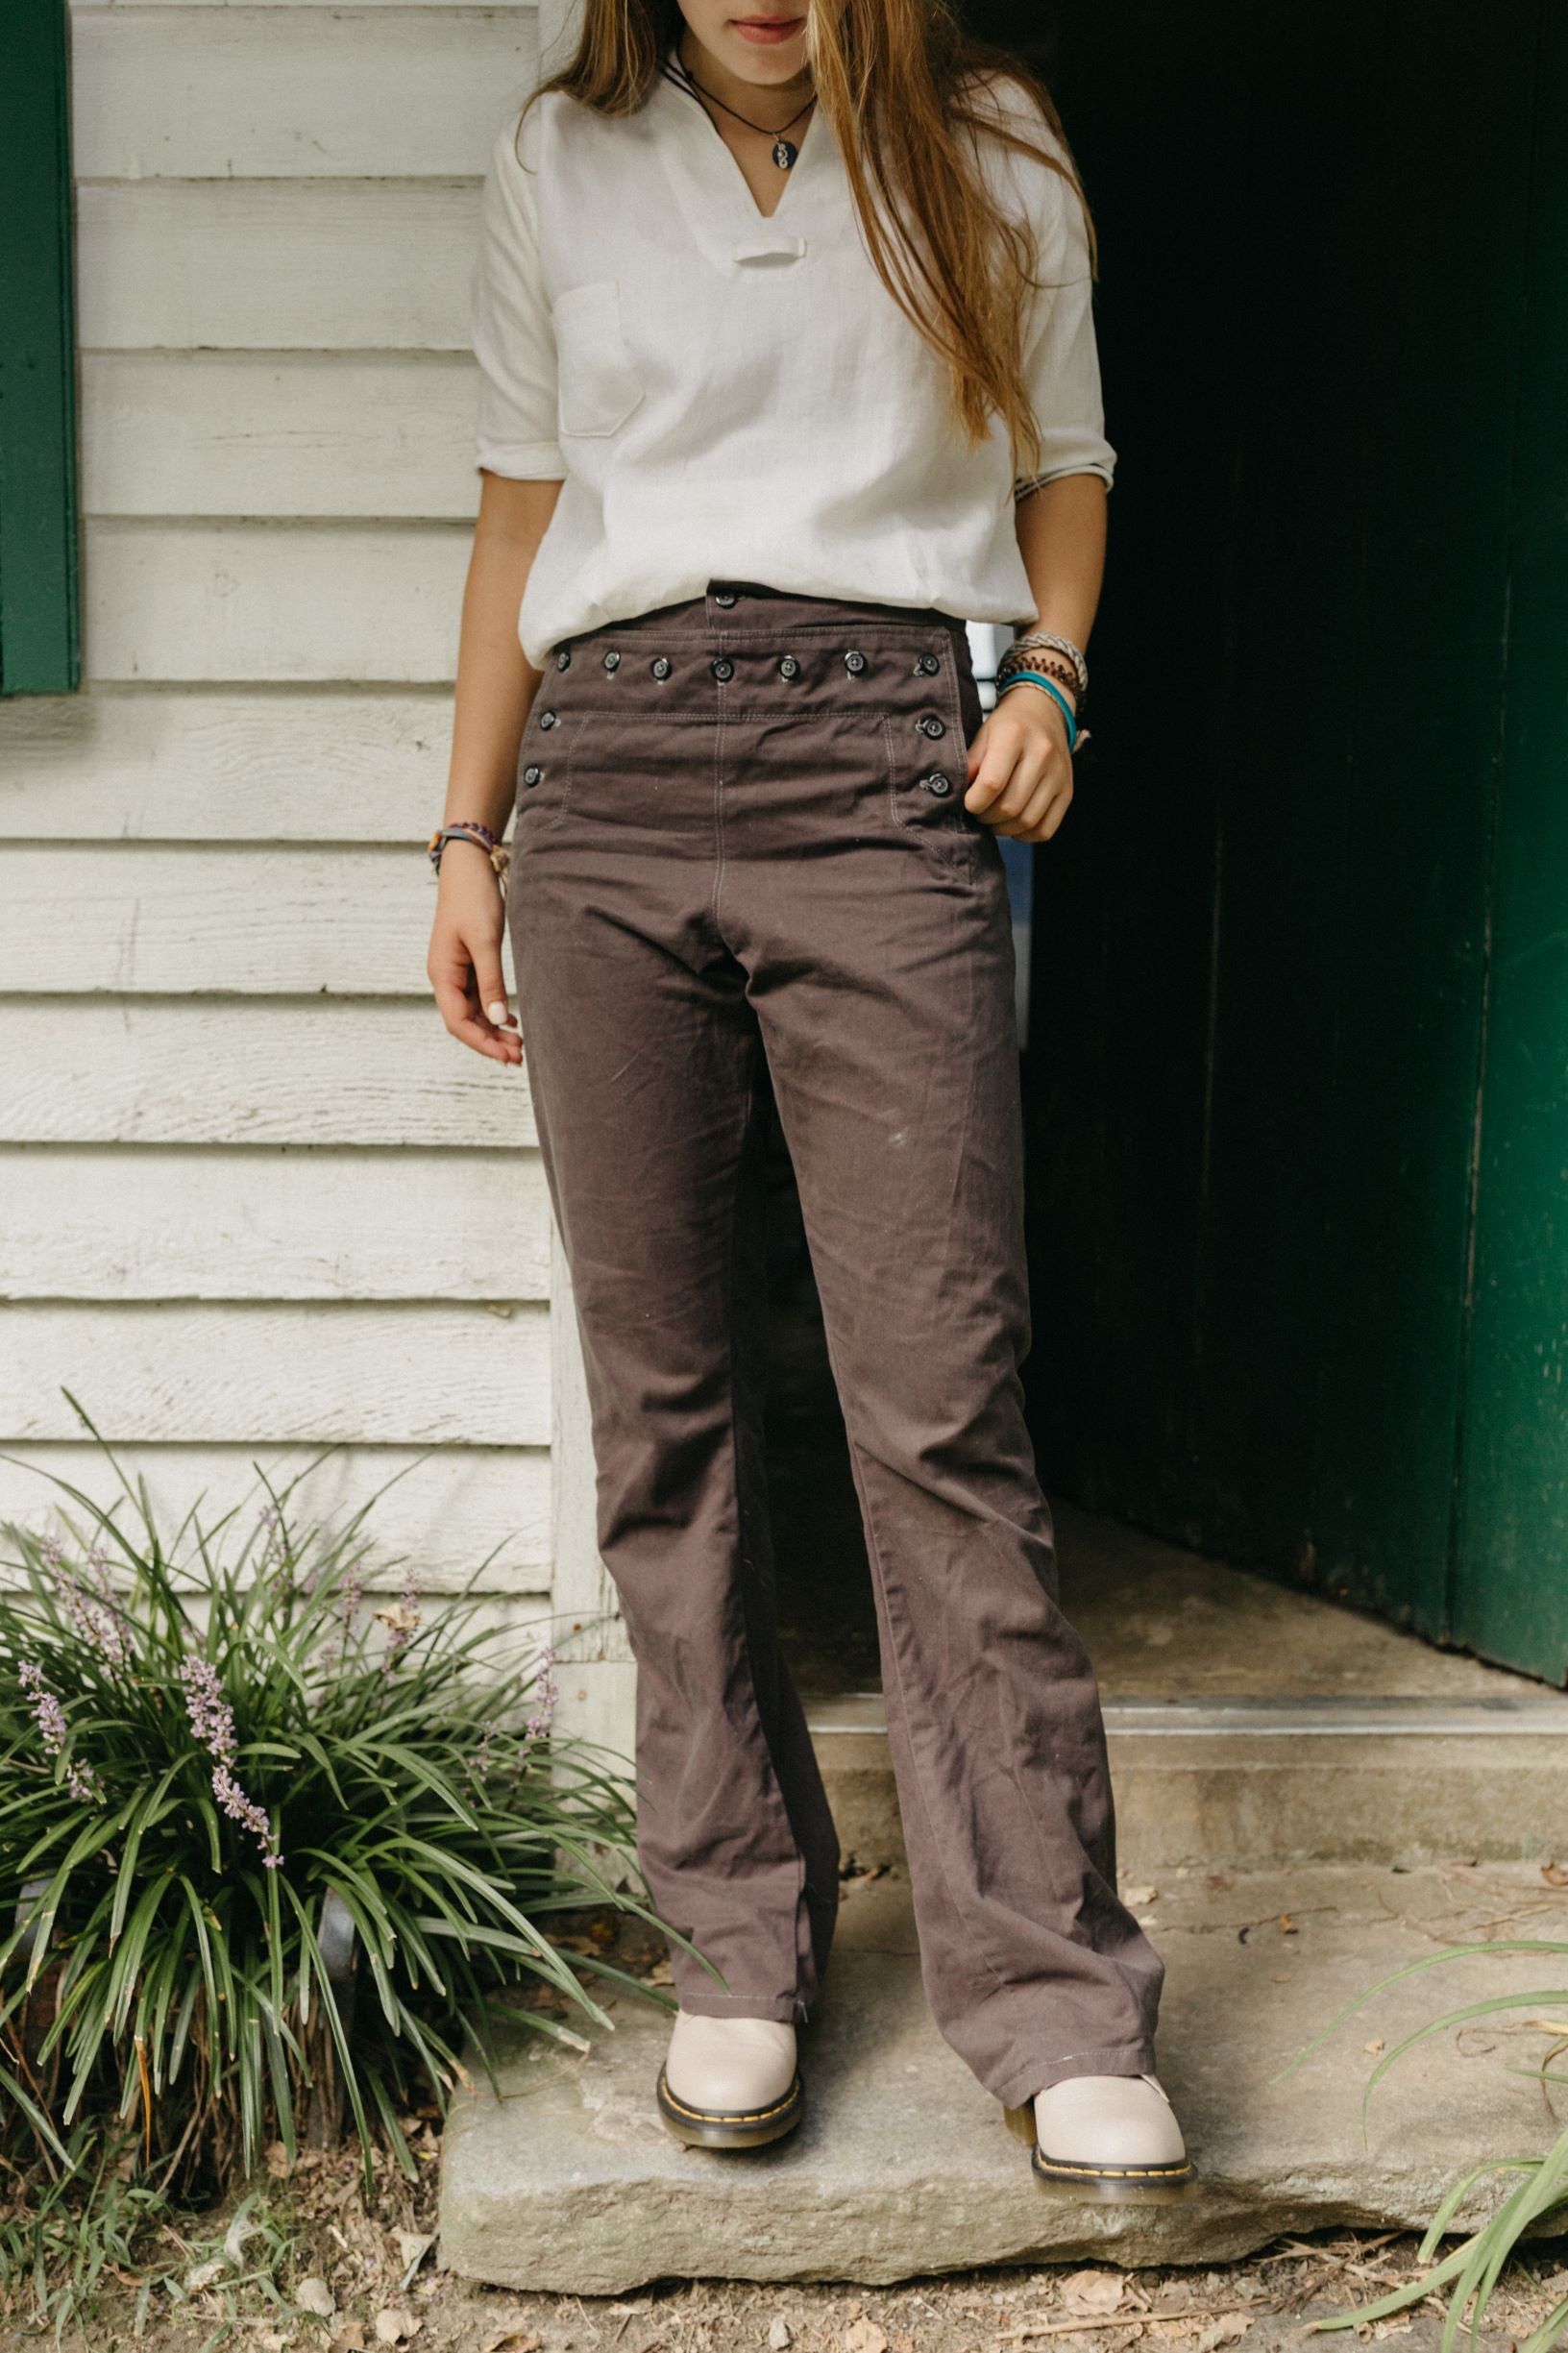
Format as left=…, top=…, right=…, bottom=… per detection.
left=1020, top=0, right=1568, bottom=1680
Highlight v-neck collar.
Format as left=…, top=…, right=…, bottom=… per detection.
left=652, top=37, right=826, bottom=228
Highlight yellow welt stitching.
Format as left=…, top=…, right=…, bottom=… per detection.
left=657, top=2070, right=801, bottom=2126
left=1033, top=2151, right=1193, bottom=2180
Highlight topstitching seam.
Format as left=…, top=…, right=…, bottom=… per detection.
left=710, top=706, right=727, bottom=935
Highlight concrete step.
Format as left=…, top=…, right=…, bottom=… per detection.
left=439, top=1858, right=1568, bottom=2293
left=809, top=1689, right=1568, bottom=1875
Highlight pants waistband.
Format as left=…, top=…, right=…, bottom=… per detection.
left=558, top=580, right=968, bottom=649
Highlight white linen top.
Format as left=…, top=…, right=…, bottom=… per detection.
left=469, top=48, right=1116, bottom=669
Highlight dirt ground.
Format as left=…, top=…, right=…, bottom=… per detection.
left=24, top=2153, right=1568, bottom=2353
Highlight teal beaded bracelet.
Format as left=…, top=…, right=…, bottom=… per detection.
left=996, top=670, right=1080, bottom=752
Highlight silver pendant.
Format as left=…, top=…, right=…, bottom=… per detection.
left=772, top=137, right=798, bottom=170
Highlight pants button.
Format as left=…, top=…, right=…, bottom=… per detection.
left=711, top=656, right=735, bottom=682
left=915, top=652, right=940, bottom=675
left=522, top=766, right=543, bottom=787
left=537, top=709, right=558, bottom=728
left=917, top=714, right=945, bottom=737
left=921, top=771, right=953, bottom=797
left=778, top=654, right=801, bottom=679
left=602, top=650, right=621, bottom=672
left=651, top=656, right=672, bottom=679
left=713, top=589, right=739, bottom=608
left=844, top=650, right=867, bottom=674
left=555, top=649, right=572, bottom=671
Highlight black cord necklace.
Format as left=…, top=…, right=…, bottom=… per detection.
left=660, top=50, right=818, bottom=171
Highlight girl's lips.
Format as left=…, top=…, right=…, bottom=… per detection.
left=731, top=14, right=804, bottom=40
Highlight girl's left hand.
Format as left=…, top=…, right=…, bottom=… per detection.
left=963, top=685, right=1074, bottom=844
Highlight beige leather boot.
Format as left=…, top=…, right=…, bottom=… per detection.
left=655, top=2012, right=804, bottom=2149
left=1012, top=2072, right=1195, bottom=2201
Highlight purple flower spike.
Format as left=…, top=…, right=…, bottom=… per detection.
left=59, top=1573, right=133, bottom=1670
left=525, top=1641, right=558, bottom=1742
left=20, top=1659, right=68, bottom=1753
left=211, top=1764, right=281, bottom=1864
left=21, top=1662, right=106, bottom=1803
left=180, top=1656, right=238, bottom=1764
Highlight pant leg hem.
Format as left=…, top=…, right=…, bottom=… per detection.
left=993, top=2041, right=1158, bottom=2109
left=674, top=1988, right=805, bottom=2025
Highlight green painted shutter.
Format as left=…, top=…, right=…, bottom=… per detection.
left=0, top=0, right=81, bottom=697
left=1450, top=0, right=1568, bottom=1680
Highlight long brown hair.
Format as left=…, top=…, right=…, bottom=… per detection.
left=519, top=0, right=1095, bottom=479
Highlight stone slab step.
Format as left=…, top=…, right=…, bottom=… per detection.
left=438, top=1860, right=1568, bottom=2293
left=808, top=1692, right=1568, bottom=1874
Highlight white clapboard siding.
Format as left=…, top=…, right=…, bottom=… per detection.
left=0, top=1148, right=547, bottom=1301
left=78, top=183, right=479, bottom=352
left=3, top=1303, right=550, bottom=1444
left=0, top=688, right=453, bottom=842
left=2, top=0, right=621, bottom=1736
left=0, top=1443, right=551, bottom=1592
left=0, top=1002, right=535, bottom=1146
left=73, top=10, right=538, bottom=180
left=85, top=520, right=471, bottom=682
left=81, top=354, right=483, bottom=520
left=1, top=846, right=446, bottom=994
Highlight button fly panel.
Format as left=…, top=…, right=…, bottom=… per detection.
left=518, top=622, right=985, bottom=890
left=535, top=632, right=965, bottom=725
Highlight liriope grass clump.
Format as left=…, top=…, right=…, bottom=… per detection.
left=0, top=1414, right=665, bottom=2315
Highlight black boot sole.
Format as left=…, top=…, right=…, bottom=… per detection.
left=655, top=2065, right=805, bottom=2149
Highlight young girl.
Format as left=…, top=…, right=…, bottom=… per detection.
left=427, top=0, right=1192, bottom=2202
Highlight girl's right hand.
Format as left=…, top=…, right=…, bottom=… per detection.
left=426, top=849, right=523, bottom=1066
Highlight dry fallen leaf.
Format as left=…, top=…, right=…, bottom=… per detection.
left=264, top=2141, right=291, bottom=2179
left=297, top=2278, right=337, bottom=2319
left=374, top=2312, right=420, bottom=2346
left=1278, top=1915, right=1297, bottom=1934
left=845, top=2323, right=888, bottom=2353
left=1062, top=2271, right=1125, bottom=2315
left=224, top=2208, right=263, bottom=2267
left=769, top=2322, right=793, bottom=2350
left=1123, top=1886, right=1158, bottom=1908
left=331, top=2330, right=368, bottom=2353
left=1543, top=1862, right=1568, bottom=1889
left=648, top=1958, right=674, bottom=1986
left=1363, top=2038, right=1386, bottom=2055
left=395, top=2231, right=435, bottom=2288
left=480, top=2336, right=542, bottom=2353
left=1195, top=2317, right=1248, bottom=2352
left=186, top=2258, right=227, bottom=2293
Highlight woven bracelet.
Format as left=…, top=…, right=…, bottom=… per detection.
left=428, top=821, right=508, bottom=882
left=1006, top=628, right=1090, bottom=701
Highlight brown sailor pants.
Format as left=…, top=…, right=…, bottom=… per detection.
left=505, top=578, right=1164, bottom=2108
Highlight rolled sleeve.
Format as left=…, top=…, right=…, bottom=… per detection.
left=1010, top=128, right=1117, bottom=496
left=470, top=113, right=565, bottom=480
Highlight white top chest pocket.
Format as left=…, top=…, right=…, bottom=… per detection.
left=550, top=280, right=645, bottom=438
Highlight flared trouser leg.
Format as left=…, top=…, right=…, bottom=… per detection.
left=512, top=848, right=841, bottom=2022
left=505, top=580, right=1165, bottom=2101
